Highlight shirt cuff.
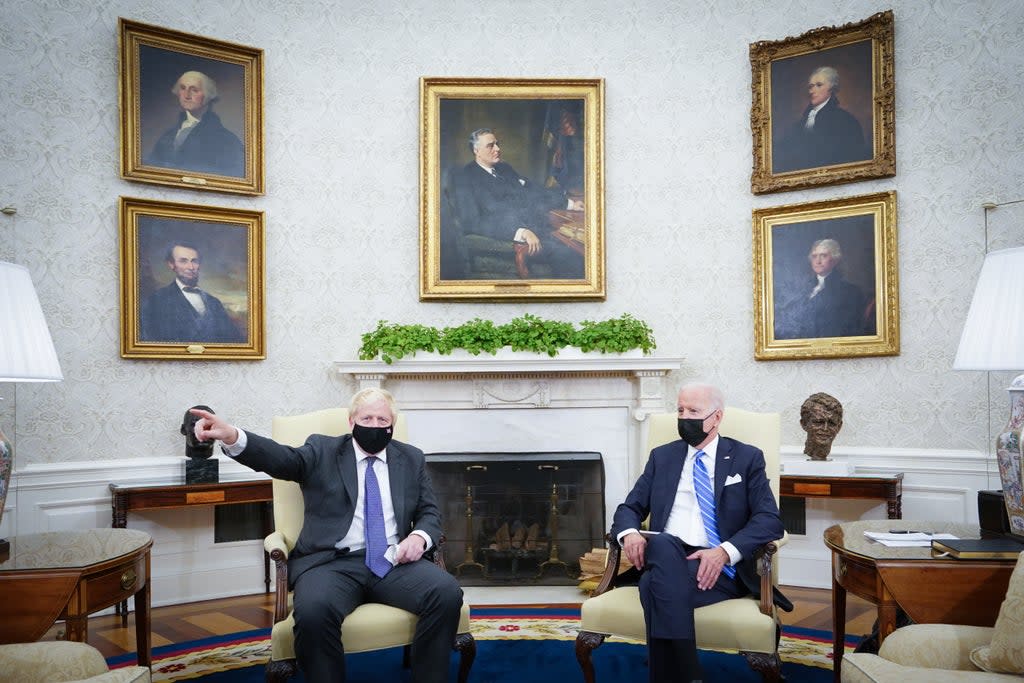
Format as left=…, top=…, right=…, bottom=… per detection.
left=616, top=528, right=640, bottom=546
left=721, top=541, right=741, bottom=566
left=411, top=529, right=432, bottom=551
left=220, top=429, right=247, bottom=457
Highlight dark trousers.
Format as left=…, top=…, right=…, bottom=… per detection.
left=292, top=550, right=464, bottom=683
left=639, top=533, right=745, bottom=682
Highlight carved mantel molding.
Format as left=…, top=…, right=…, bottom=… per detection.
left=332, top=353, right=685, bottom=421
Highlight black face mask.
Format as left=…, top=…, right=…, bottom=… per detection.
left=351, top=424, right=393, bottom=454
left=678, top=412, right=715, bottom=448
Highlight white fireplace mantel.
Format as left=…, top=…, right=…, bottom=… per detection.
left=332, top=352, right=685, bottom=420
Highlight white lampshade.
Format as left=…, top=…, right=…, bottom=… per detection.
left=954, top=246, right=1024, bottom=371
left=0, top=261, right=63, bottom=382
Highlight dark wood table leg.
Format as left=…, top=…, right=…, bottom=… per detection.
left=135, top=553, right=152, bottom=667
left=111, top=490, right=130, bottom=625
left=262, top=501, right=272, bottom=593
left=832, top=556, right=847, bottom=682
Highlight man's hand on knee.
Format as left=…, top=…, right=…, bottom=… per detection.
left=686, top=546, right=731, bottom=590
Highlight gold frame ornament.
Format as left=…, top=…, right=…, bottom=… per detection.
left=753, top=191, right=899, bottom=360
left=119, top=18, right=265, bottom=195
left=420, top=77, right=605, bottom=301
left=749, top=10, right=895, bottom=194
left=119, top=197, right=265, bottom=360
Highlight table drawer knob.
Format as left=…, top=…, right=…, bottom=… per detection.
left=120, top=569, right=138, bottom=591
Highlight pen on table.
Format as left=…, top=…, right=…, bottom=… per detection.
left=888, top=530, right=931, bottom=534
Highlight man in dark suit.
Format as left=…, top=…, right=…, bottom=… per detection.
left=139, top=241, right=244, bottom=344
left=773, top=66, right=871, bottom=173
left=449, top=128, right=584, bottom=278
left=190, top=389, right=463, bottom=683
left=611, top=383, right=790, bottom=682
left=145, top=70, right=245, bottom=177
left=773, top=238, right=872, bottom=340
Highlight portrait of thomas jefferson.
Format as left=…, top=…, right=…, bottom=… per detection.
left=771, top=217, right=877, bottom=341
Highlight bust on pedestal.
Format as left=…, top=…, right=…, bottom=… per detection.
left=181, top=405, right=218, bottom=484
left=784, top=392, right=853, bottom=476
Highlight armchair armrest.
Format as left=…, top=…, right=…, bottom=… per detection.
left=265, top=530, right=292, bottom=624
left=590, top=533, right=629, bottom=597
left=754, top=532, right=787, bottom=617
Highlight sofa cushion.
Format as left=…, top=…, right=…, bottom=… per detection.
left=971, top=551, right=1024, bottom=675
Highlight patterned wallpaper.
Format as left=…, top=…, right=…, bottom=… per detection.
left=2, top=0, right=1023, bottom=466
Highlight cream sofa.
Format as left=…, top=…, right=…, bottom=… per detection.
left=0, top=641, right=150, bottom=683
left=842, top=550, right=1024, bottom=682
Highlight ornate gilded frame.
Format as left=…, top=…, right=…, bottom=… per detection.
left=750, top=11, right=895, bottom=194
left=753, top=191, right=899, bottom=360
left=119, top=197, right=265, bottom=360
left=420, top=77, right=605, bottom=301
left=119, top=18, right=264, bottom=195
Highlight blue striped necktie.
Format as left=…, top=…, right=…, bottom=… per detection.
left=693, top=450, right=736, bottom=579
left=363, top=456, right=391, bottom=577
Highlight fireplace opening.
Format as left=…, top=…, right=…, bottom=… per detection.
left=426, top=451, right=605, bottom=586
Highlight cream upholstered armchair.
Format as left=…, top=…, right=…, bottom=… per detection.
left=575, top=407, right=788, bottom=682
left=841, top=550, right=1024, bottom=682
left=0, top=641, right=150, bottom=683
left=263, top=408, right=475, bottom=683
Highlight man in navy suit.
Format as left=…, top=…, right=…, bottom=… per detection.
left=611, top=383, right=790, bottom=682
left=139, top=241, right=244, bottom=344
left=190, top=389, right=464, bottom=683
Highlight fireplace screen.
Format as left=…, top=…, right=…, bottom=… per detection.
left=425, top=452, right=605, bottom=586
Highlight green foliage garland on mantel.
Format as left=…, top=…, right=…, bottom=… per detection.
left=358, top=314, right=656, bottom=364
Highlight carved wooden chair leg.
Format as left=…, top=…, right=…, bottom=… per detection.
left=265, top=658, right=296, bottom=683
left=575, top=631, right=606, bottom=683
left=454, top=632, right=476, bottom=683
left=741, top=650, right=783, bottom=683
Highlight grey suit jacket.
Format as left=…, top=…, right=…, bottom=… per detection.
left=236, top=431, right=443, bottom=587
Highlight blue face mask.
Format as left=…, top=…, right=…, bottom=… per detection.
left=677, top=412, right=714, bottom=448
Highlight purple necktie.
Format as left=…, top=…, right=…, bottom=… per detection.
left=363, top=456, right=391, bottom=577
left=694, top=450, right=736, bottom=579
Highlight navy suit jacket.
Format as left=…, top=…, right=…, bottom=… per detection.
left=235, top=432, right=444, bottom=589
left=611, top=436, right=792, bottom=611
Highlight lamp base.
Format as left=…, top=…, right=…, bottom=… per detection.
left=996, top=374, right=1024, bottom=538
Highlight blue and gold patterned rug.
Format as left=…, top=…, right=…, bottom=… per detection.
left=109, top=606, right=857, bottom=682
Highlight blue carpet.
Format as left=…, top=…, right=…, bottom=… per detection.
left=139, top=637, right=832, bottom=682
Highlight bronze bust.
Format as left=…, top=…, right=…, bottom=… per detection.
left=180, top=404, right=215, bottom=460
left=799, top=393, right=843, bottom=461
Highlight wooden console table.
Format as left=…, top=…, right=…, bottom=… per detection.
left=825, top=520, right=1015, bottom=681
left=110, top=477, right=273, bottom=623
left=781, top=472, right=903, bottom=519
left=0, top=529, right=152, bottom=666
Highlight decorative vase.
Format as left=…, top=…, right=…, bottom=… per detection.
left=0, top=425, right=12, bottom=554
left=996, top=375, right=1024, bottom=540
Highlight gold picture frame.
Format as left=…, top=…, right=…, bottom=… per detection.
left=420, top=77, right=605, bottom=301
left=119, top=197, right=265, bottom=360
left=119, top=18, right=264, bottom=195
left=753, top=191, right=899, bottom=360
left=750, top=10, right=895, bottom=194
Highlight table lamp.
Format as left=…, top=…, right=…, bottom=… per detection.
left=0, top=261, right=63, bottom=555
left=953, top=245, right=1024, bottom=540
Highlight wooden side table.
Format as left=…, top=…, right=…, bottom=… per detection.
left=824, top=520, right=1014, bottom=681
left=110, top=477, right=274, bottom=624
left=0, top=529, right=152, bottom=666
left=781, top=472, right=903, bottom=519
